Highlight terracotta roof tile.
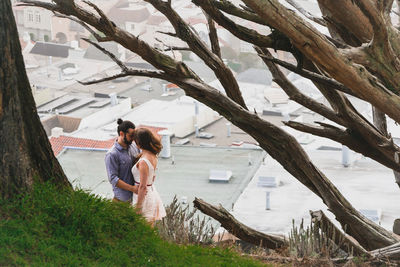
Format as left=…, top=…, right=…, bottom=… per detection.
left=50, top=136, right=115, bottom=156
left=50, top=125, right=167, bottom=156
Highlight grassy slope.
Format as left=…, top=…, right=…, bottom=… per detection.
left=0, top=183, right=267, bottom=267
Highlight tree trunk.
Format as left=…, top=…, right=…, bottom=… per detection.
left=0, top=0, right=70, bottom=199
left=193, top=198, right=288, bottom=249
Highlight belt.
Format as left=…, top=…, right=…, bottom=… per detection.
left=135, top=181, right=153, bottom=186
left=112, top=197, right=132, bottom=203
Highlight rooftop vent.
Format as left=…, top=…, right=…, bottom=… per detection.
left=51, top=127, right=64, bottom=138
left=209, top=170, right=232, bottom=183
left=109, top=92, right=118, bottom=106
left=257, top=176, right=280, bottom=188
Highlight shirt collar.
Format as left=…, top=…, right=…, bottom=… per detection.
left=114, top=140, right=127, bottom=151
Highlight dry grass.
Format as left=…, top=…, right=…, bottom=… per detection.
left=156, top=196, right=216, bottom=245
left=155, top=200, right=398, bottom=266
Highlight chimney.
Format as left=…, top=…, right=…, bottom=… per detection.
left=194, top=101, right=199, bottom=115
left=109, top=92, right=118, bottom=106
left=162, top=84, right=167, bottom=95
left=194, top=124, right=199, bottom=137
left=158, top=130, right=172, bottom=158
left=342, top=145, right=350, bottom=167
left=51, top=127, right=63, bottom=138
left=281, top=111, right=290, bottom=122
left=266, top=191, right=271, bottom=210
left=226, top=122, right=231, bottom=137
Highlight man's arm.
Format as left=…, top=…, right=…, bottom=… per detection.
left=116, top=180, right=138, bottom=194
left=105, top=152, right=137, bottom=193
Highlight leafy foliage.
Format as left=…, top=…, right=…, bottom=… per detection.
left=0, top=182, right=265, bottom=266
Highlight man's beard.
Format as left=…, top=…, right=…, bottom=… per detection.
left=124, top=135, right=132, bottom=146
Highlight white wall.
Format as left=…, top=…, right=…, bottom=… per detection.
left=78, top=98, right=132, bottom=130
left=23, top=7, right=52, bottom=31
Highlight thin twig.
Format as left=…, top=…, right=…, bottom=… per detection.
left=257, top=52, right=355, bottom=96
left=53, top=12, right=111, bottom=42
left=78, top=70, right=166, bottom=85
left=81, top=38, right=128, bottom=72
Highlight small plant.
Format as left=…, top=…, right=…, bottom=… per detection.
left=288, top=219, right=349, bottom=259
left=156, top=196, right=216, bottom=245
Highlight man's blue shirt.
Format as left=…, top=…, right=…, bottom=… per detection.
left=105, top=141, right=140, bottom=202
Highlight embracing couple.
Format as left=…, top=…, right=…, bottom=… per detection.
left=105, top=118, right=166, bottom=225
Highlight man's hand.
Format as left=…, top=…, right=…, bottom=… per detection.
left=130, top=185, right=139, bottom=194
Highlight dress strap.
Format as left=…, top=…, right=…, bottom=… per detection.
left=139, top=157, right=155, bottom=171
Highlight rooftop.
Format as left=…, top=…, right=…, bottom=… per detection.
left=119, top=78, right=185, bottom=106
left=236, top=67, right=273, bottom=86
left=232, top=149, right=400, bottom=235
left=57, top=146, right=265, bottom=207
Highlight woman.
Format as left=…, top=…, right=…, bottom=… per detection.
left=131, top=128, right=166, bottom=225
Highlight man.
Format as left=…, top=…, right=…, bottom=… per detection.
left=105, top=118, right=141, bottom=202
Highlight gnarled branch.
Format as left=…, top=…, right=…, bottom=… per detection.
left=193, top=198, right=287, bottom=249
left=285, top=0, right=327, bottom=26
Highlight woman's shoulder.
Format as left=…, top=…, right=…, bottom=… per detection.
left=139, top=155, right=157, bottom=169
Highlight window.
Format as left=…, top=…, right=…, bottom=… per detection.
left=27, top=11, right=33, bottom=22
left=35, top=12, right=40, bottom=23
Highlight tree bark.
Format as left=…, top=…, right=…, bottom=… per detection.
left=310, top=210, right=369, bottom=257
left=193, top=198, right=288, bottom=249
left=0, top=0, right=70, bottom=199
left=371, top=242, right=400, bottom=260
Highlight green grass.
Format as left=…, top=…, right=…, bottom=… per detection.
left=0, top=182, right=266, bottom=266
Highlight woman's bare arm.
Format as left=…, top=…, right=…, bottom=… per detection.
left=136, top=160, right=149, bottom=211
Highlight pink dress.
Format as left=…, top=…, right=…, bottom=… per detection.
left=131, top=157, right=166, bottom=222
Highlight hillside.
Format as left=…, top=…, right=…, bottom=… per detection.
left=0, top=182, right=267, bottom=266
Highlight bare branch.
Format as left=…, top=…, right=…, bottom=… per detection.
left=208, top=0, right=268, bottom=26
left=285, top=0, right=327, bottom=26
left=283, top=121, right=349, bottom=141
left=204, top=11, right=222, bottom=59
left=82, top=0, right=115, bottom=31
left=81, top=38, right=128, bottom=72
left=17, top=0, right=55, bottom=9
left=257, top=51, right=355, bottom=96
left=156, top=30, right=178, bottom=38
left=53, top=12, right=112, bottom=42
left=193, top=0, right=279, bottom=49
left=353, top=0, right=390, bottom=39
left=146, top=0, right=247, bottom=109
left=377, top=0, right=395, bottom=14
left=256, top=48, right=344, bottom=125
left=371, top=242, right=400, bottom=260
left=78, top=70, right=166, bottom=85
left=161, top=46, right=191, bottom=51
left=193, top=198, right=287, bottom=249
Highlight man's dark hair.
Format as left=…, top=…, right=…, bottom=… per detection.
left=117, top=118, right=135, bottom=134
